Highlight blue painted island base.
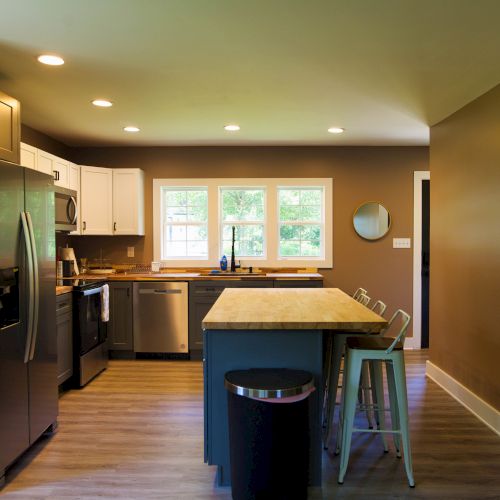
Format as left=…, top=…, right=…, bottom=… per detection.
left=203, top=329, right=324, bottom=487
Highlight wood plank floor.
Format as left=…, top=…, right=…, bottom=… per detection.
left=1, top=352, right=499, bottom=499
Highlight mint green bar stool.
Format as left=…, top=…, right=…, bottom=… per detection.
left=323, top=292, right=376, bottom=449
left=333, top=299, right=388, bottom=455
left=338, top=309, right=415, bottom=487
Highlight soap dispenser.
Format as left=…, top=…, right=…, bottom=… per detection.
left=220, top=255, right=228, bottom=271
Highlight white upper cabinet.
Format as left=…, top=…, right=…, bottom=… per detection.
left=112, top=169, right=145, bottom=235
left=52, top=155, right=70, bottom=188
left=36, top=149, right=53, bottom=175
left=80, top=166, right=113, bottom=235
left=20, top=142, right=37, bottom=170
left=69, top=162, right=79, bottom=191
left=35, top=149, right=70, bottom=187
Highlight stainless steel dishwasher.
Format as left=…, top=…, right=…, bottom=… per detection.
left=133, top=282, right=188, bottom=353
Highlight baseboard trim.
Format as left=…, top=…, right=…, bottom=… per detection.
left=426, top=361, right=500, bottom=436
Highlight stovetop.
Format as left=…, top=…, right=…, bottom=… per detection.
left=57, top=277, right=107, bottom=290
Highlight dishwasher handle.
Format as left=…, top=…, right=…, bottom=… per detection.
left=139, top=288, right=183, bottom=295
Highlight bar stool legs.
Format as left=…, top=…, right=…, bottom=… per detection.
left=338, top=351, right=363, bottom=484
left=337, top=348, right=415, bottom=487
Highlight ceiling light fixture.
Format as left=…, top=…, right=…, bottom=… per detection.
left=327, top=127, right=344, bottom=134
left=37, top=54, right=65, bottom=66
left=123, top=126, right=140, bottom=133
left=224, top=124, right=240, bottom=132
left=92, top=99, right=113, bottom=108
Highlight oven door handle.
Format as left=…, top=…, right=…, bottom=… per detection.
left=79, top=286, right=104, bottom=296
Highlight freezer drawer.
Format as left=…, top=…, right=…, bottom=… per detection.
left=133, top=282, right=188, bottom=353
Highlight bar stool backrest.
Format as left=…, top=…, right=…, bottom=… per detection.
left=356, top=293, right=371, bottom=306
left=370, top=300, right=387, bottom=317
left=384, top=309, right=411, bottom=353
left=352, top=287, right=368, bottom=300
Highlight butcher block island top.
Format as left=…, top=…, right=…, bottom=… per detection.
left=202, top=287, right=387, bottom=332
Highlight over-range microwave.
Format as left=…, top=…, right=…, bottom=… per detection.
left=55, top=186, right=77, bottom=232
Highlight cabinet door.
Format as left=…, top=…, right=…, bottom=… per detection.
left=56, top=295, right=73, bottom=385
left=108, top=283, right=133, bottom=350
left=188, top=280, right=274, bottom=358
left=0, top=90, right=20, bottom=163
left=112, top=169, right=145, bottom=235
left=189, top=296, right=217, bottom=353
left=20, top=143, right=37, bottom=170
left=69, top=163, right=81, bottom=235
left=36, top=149, right=53, bottom=175
left=52, top=155, right=70, bottom=188
left=69, top=163, right=79, bottom=191
left=80, top=166, right=113, bottom=235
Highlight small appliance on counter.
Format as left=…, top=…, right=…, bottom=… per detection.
left=59, top=246, right=79, bottom=277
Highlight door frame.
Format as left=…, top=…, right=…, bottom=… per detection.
left=409, top=171, right=430, bottom=350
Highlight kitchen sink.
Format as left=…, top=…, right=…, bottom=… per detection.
left=199, top=272, right=264, bottom=277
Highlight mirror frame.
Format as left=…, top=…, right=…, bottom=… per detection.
left=352, top=201, right=392, bottom=241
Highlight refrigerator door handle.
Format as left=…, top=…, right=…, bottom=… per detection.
left=21, top=212, right=35, bottom=364
left=26, top=212, right=39, bottom=361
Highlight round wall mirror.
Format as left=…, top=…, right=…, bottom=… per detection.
left=353, top=202, right=391, bottom=240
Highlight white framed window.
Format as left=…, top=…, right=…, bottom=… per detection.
left=161, top=187, right=208, bottom=259
left=220, top=187, right=266, bottom=258
left=278, top=187, right=324, bottom=259
left=153, top=178, right=332, bottom=268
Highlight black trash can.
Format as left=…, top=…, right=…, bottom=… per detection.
left=225, top=368, right=315, bottom=500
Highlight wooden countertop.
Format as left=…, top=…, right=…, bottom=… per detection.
left=202, top=288, right=387, bottom=332
left=56, top=285, right=73, bottom=295
left=69, top=272, right=323, bottom=282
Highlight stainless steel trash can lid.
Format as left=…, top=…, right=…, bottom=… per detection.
left=224, top=368, right=314, bottom=399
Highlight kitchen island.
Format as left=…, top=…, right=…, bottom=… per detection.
left=202, top=287, right=387, bottom=487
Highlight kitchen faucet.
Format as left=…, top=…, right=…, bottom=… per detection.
left=230, top=226, right=236, bottom=272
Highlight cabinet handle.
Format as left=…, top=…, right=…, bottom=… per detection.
left=114, top=222, right=117, bottom=231
left=83, top=221, right=86, bottom=231
left=127, top=287, right=130, bottom=297
left=54, top=170, right=59, bottom=181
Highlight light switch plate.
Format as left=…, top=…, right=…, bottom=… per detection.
left=393, top=238, right=411, bottom=249
left=127, top=246, right=135, bottom=257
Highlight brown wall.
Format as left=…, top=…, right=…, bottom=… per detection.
left=430, top=84, right=500, bottom=409
left=21, top=124, right=74, bottom=160
left=69, top=146, right=428, bottom=329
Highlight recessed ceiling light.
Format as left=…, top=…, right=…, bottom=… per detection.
left=224, top=124, right=240, bottom=132
left=37, top=54, right=64, bottom=66
left=123, top=126, right=140, bottom=133
left=92, top=99, right=113, bottom=108
left=327, top=127, right=344, bottom=134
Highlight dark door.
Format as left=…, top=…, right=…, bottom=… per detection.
left=421, top=180, right=430, bottom=348
left=0, top=163, right=29, bottom=474
left=24, top=168, right=58, bottom=443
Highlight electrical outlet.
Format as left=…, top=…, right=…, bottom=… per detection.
left=393, top=238, right=411, bottom=249
left=127, top=246, right=135, bottom=258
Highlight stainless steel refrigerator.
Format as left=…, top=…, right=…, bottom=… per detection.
left=0, top=160, right=58, bottom=487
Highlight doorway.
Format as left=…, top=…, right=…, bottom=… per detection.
left=412, top=171, right=430, bottom=349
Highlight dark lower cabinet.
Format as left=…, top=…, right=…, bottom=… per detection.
left=56, top=294, right=73, bottom=385
left=189, top=279, right=323, bottom=359
left=108, top=282, right=134, bottom=351
left=274, top=279, right=323, bottom=288
left=189, top=280, right=274, bottom=359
